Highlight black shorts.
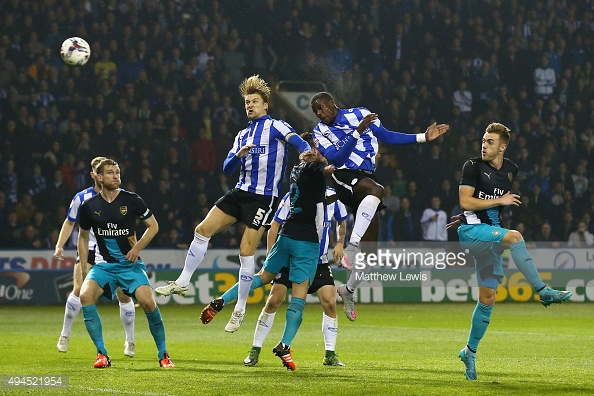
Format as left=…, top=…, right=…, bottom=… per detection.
left=75, top=249, right=96, bottom=266
left=331, top=169, right=385, bottom=211
left=215, top=188, right=279, bottom=230
left=272, top=264, right=335, bottom=294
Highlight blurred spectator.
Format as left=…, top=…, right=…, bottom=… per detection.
left=162, top=228, right=189, bottom=249
left=533, top=222, right=559, bottom=244
left=14, top=193, right=36, bottom=226
left=43, top=169, right=73, bottom=212
left=571, top=161, right=589, bottom=201
left=0, top=211, right=20, bottom=247
left=555, top=211, right=575, bottom=242
left=94, top=49, right=117, bottom=81
left=328, top=38, right=354, bottom=76
left=452, top=81, right=472, bottom=119
left=221, top=39, right=245, bottom=86
left=567, top=221, right=594, bottom=247
left=190, top=128, right=217, bottom=173
left=534, top=55, right=556, bottom=100
left=391, top=197, right=421, bottom=242
left=17, top=224, right=42, bottom=249
left=0, top=159, right=19, bottom=206
left=420, top=196, right=448, bottom=242
left=391, top=169, right=407, bottom=198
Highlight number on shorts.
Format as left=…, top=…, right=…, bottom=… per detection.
left=252, top=208, right=266, bottom=226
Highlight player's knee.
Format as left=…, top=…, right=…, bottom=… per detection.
left=117, top=293, right=132, bottom=304
left=257, top=270, right=275, bottom=284
left=265, top=295, right=282, bottom=311
left=79, top=292, right=92, bottom=306
left=505, top=230, right=524, bottom=244
left=322, top=299, right=337, bottom=317
left=371, top=184, right=385, bottom=199
left=480, top=294, right=496, bottom=306
left=139, top=301, right=156, bottom=312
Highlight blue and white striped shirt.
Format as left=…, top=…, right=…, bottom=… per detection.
left=274, top=187, right=348, bottom=264
left=67, top=186, right=100, bottom=258
left=223, top=115, right=308, bottom=197
left=312, top=107, right=417, bottom=171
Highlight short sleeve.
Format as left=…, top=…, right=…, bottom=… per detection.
left=460, top=160, right=479, bottom=187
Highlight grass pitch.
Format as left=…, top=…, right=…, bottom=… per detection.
left=1, top=302, right=593, bottom=395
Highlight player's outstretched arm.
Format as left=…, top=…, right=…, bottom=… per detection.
left=54, top=218, right=76, bottom=260
left=126, top=216, right=159, bottom=263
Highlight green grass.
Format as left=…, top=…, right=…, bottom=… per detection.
left=1, top=302, right=593, bottom=395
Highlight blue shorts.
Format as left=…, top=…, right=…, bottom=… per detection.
left=87, top=260, right=150, bottom=301
left=458, top=224, right=509, bottom=289
left=263, top=235, right=319, bottom=285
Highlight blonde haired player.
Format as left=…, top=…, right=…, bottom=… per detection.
left=155, top=75, right=311, bottom=333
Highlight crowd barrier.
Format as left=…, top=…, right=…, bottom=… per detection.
left=1, top=248, right=593, bottom=304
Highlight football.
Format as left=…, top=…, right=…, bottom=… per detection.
left=60, top=37, right=91, bottom=66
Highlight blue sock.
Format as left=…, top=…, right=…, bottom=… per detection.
left=510, top=241, right=546, bottom=291
left=467, top=302, right=493, bottom=352
left=82, top=304, right=107, bottom=355
left=220, top=274, right=263, bottom=306
left=145, top=307, right=167, bottom=359
left=281, top=297, right=306, bottom=347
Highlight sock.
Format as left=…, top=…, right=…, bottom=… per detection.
left=281, top=297, right=306, bottom=347
left=60, top=292, right=81, bottom=337
left=510, top=241, right=546, bottom=291
left=322, top=313, right=338, bottom=352
left=347, top=262, right=371, bottom=291
left=145, top=307, right=167, bottom=359
left=350, top=195, right=381, bottom=245
left=466, top=302, right=493, bottom=352
left=82, top=304, right=107, bottom=355
left=253, top=309, right=276, bottom=348
left=221, top=275, right=263, bottom=306
left=234, top=255, right=256, bottom=313
left=119, top=300, right=135, bottom=343
left=176, top=232, right=210, bottom=287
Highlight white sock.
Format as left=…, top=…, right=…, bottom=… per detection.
left=253, top=309, right=275, bottom=348
left=347, top=263, right=371, bottom=291
left=60, top=292, right=81, bottom=337
left=322, top=313, right=338, bottom=351
left=234, top=255, right=255, bottom=313
left=119, top=300, right=136, bottom=343
left=176, top=232, right=210, bottom=287
left=350, top=195, right=381, bottom=245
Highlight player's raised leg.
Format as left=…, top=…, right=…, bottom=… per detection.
left=502, top=232, right=572, bottom=306
left=155, top=207, right=236, bottom=296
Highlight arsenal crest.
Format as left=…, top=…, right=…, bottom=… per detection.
left=120, top=206, right=128, bottom=215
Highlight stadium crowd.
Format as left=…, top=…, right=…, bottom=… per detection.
left=0, top=0, right=594, bottom=250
